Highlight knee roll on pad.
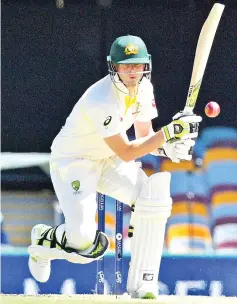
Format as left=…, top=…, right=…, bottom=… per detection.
left=134, top=172, right=172, bottom=219
left=140, top=171, right=171, bottom=200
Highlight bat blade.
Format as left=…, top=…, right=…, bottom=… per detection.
left=184, top=3, right=225, bottom=114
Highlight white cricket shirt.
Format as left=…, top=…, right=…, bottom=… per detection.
left=51, top=75, right=158, bottom=160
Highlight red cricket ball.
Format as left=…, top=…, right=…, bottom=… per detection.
left=205, top=101, right=220, bottom=118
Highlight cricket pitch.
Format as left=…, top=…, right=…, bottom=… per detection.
left=1, top=295, right=236, bottom=304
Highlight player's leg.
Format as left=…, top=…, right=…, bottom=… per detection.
left=97, top=157, right=147, bottom=206
left=97, top=156, right=172, bottom=299
left=127, top=172, right=172, bottom=299
left=28, top=158, right=109, bottom=283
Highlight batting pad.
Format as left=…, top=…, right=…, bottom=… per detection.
left=127, top=172, right=172, bottom=297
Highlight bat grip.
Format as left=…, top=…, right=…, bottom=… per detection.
left=183, top=108, right=194, bottom=115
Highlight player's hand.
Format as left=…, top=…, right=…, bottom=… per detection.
left=160, top=139, right=195, bottom=163
left=172, top=111, right=202, bottom=121
left=161, top=113, right=202, bottom=143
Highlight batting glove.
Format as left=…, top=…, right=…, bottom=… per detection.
left=161, top=114, right=202, bottom=143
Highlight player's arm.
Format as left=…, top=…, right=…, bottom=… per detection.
left=104, top=114, right=201, bottom=162
left=133, top=120, right=171, bottom=158
left=134, top=120, right=154, bottom=138
left=104, top=130, right=165, bottom=162
left=134, top=120, right=166, bottom=157
left=87, top=99, right=201, bottom=162
left=133, top=120, right=165, bottom=157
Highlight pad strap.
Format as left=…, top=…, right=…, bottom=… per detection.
left=37, top=225, right=66, bottom=250
left=37, top=227, right=109, bottom=259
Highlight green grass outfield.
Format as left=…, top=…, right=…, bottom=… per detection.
left=1, top=295, right=236, bottom=304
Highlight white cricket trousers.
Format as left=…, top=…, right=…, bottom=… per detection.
left=50, top=155, right=147, bottom=250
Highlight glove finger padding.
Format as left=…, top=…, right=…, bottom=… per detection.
left=161, top=142, right=180, bottom=163
left=180, top=132, right=198, bottom=140
left=174, top=139, right=195, bottom=160
left=179, top=115, right=202, bottom=123
left=175, top=139, right=195, bottom=151
left=174, top=152, right=192, bottom=161
left=172, top=111, right=202, bottom=122
left=158, top=139, right=195, bottom=163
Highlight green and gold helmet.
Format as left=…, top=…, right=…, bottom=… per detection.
left=107, top=35, right=152, bottom=81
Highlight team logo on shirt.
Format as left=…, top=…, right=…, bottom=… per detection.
left=104, top=116, right=112, bottom=127
left=71, top=180, right=82, bottom=195
left=132, top=102, right=141, bottom=115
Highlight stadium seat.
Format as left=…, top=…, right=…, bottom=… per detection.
left=0, top=212, right=10, bottom=246
left=140, top=154, right=160, bottom=176
left=160, top=159, right=195, bottom=173
left=165, top=170, right=212, bottom=254
left=194, top=127, right=237, bottom=168
left=1, top=191, right=55, bottom=246
left=189, top=137, right=206, bottom=169
left=203, top=135, right=237, bottom=254
left=200, top=127, right=237, bottom=149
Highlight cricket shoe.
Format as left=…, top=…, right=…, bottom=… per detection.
left=28, top=224, right=53, bottom=283
left=130, top=282, right=159, bottom=299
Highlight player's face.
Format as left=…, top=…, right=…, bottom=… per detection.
left=117, top=64, right=145, bottom=87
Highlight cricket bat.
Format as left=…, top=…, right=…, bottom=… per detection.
left=184, top=3, right=225, bottom=114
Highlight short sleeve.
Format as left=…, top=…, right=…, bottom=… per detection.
left=87, top=101, right=122, bottom=138
left=135, top=81, right=158, bottom=122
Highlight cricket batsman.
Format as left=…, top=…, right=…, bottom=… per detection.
left=28, top=35, right=202, bottom=299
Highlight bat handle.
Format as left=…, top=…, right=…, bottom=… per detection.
left=183, top=108, right=194, bottom=115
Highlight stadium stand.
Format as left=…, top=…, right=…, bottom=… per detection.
left=160, top=161, right=212, bottom=254
left=1, top=211, right=10, bottom=246
left=202, top=127, right=237, bottom=254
